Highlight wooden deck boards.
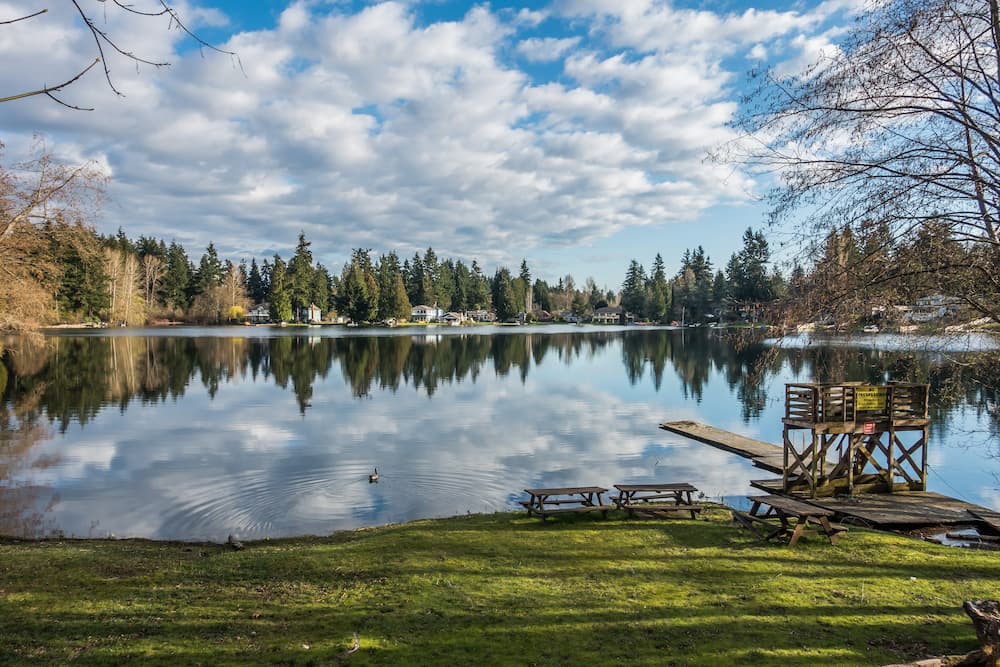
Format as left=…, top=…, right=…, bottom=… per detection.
left=660, top=419, right=999, bottom=531
left=750, top=478, right=996, bottom=528
left=660, top=420, right=837, bottom=475
left=659, top=420, right=786, bottom=473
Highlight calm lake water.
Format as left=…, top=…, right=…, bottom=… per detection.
left=1, top=326, right=997, bottom=541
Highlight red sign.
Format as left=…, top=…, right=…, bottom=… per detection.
left=863, top=422, right=876, bottom=435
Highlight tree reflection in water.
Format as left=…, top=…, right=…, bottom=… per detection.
left=0, top=328, right=997, bottom=538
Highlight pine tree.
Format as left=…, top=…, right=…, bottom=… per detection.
left=247, top=258, right=265, bottom=304
left=491, top=268, right=516, bottom=321
left=193, top=243, right=223, bottom=297
left=287, top=232, right=315, bottom=317
left=162, top=242, right=192, bottom=312
left=268, top=255, right=293, bottom=322
left=621, top=259, right=647, bottom=317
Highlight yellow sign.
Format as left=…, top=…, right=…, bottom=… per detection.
left=855, top=387, right=887, bottom=411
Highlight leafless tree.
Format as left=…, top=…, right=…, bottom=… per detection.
left=141, top=253, right=164, bottom=309
left=1, top=1, right=240, bottom=110
left=0, top=140, right=106, bottom=331
left=729, top=0, right=1000, bottom=324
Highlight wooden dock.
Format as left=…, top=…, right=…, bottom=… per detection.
left=662, top=420, right=999, bottom=532
left=660, top=420, right=790, bottom=474
left=750, top=479, right=996, bottom=528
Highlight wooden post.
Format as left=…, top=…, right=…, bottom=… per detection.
left=782, top=427, right=790, bottom=492
left=810, top=431, right=819, bottom=498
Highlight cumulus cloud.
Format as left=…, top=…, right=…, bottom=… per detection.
left=0, top=0, right=860, bottom=277
left=516, top=36, right=581, bottom=62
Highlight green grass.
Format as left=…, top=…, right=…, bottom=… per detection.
left=1, top=507, right=996, bottom=666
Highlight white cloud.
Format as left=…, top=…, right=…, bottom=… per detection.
left=0, top=0, right=856, bottom=277
left=517, top=36, right=581, bottom=62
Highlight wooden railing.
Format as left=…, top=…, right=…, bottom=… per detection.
left=785, top=383, right=928, bottom=423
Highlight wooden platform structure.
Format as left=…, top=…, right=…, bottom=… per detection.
left=748, top=479, right=997, bottom=529
left=661, top=391, right=999, bottom=532
left=781, top=383, right=930, bottom=497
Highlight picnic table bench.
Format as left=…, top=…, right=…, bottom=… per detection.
left=521, top=486, right=613, bottom=521
left=612, top=483, right=703, bottom=519
left=733, top=495, right=848, bottom=546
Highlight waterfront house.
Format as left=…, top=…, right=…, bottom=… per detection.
left=592, top=306, right=623, bottom=324
left=466, top=309, right=494, bottom=322
left=411, top=304, right=443, bottom=323
left=300, top=303, right=322, bottom=323
left=247, top=303, right=270, bottom=324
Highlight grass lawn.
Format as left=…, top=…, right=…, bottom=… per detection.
left=1, top=506, right=996, bottom=666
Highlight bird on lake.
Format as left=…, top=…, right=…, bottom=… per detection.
left=369, top=468, right=379, bottom=483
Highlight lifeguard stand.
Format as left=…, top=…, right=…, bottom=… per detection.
left=782, top=383, right=930, bottom=497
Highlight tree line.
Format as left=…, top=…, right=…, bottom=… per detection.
left=618, top=228, right=784, bottom=325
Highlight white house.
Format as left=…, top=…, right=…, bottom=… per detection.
left=466, top=309, right=494, bottom=322
left=247, top=303, right=270, bottom=324
left=300, top=303, right=323, bottom=323
left=442, top=312, right=465, bottom=326
left=592, top=306, right=623, bottom=324
left=411, top=304, right=443, bottom=322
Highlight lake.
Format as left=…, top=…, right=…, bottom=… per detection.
left=1, top=326, right=997, bottom=541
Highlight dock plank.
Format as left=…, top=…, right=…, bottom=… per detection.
left=660, top=420, right=784, bottom=472
left=748, top=482, right=998, bottom=528
left=661, top=420, right=837, bottom=475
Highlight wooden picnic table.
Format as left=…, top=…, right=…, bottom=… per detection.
left=734, top=495, right=848, bottom=546
left=612, top=483, right=703, bottom=519
left=521, top=486, right=613, bottom=521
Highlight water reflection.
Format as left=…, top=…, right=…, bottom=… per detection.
left=1, top=327, right=997, bottom=540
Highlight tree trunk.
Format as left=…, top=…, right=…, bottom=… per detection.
left=964, top=600, right=1000, bottom=667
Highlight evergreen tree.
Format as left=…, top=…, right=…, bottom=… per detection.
left=421, top=247, right=438, bottom=306
left=491, top=267, right=516, bottom=321
left=247, top=258, right=265, bottom=304
left=311, top=263, right=331, bottom=316
left=162, top=242, right=192, bottom=311
left=268, top=255, right=293, bottom=322
left=532, top=279, right=552, bottom=312
left=287, top=232, right=315, bottom=317
left=518, top=260, right=532, bottom=312
left=342, top=249, right=378, bottom=323
left=260, top=259, right=272, bottom=299
left=193, top=243, right=224, bottom=297
left=389, top=272, right=411, bottom=320
left=377, top=252, right=405, bottom=321
left=621, top=259, right=647, bottom=316
left=452, top=260, right=471, bottom=311
left=730, top=228, right=773, bottom=304
left=405, top=253, right=427, bottom=305
left=52, top=223, right=108, bottom=320
left=435, top=258, right=454, bottom=311
left=469, top=260, right=490, bottom=309
left=646, top=253, right=670, bottom=323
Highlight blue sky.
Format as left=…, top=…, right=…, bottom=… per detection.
left=0, top=0, right=860, bottom=289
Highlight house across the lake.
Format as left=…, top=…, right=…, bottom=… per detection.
left=592, top=306, right=623, bottom=324
left=466, top=309, right=494, bottom=322
left=247, top=303, right=270, bottom=324
left=411, top=304, right=444, bottom=322
left=299, top=303, right=322, bottom=323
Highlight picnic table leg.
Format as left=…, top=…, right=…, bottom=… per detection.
left=819, top=517, right=843, bottom=544
left=683, top=491, right=697, bottom=520
left=788, top=516, right=809, bottom=546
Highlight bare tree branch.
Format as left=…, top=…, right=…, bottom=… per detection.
left=0, top=8, right=47, bottom=25
left=0, top=59, right=100, bottom=108
left=2, top=1, right=243, bottom=108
